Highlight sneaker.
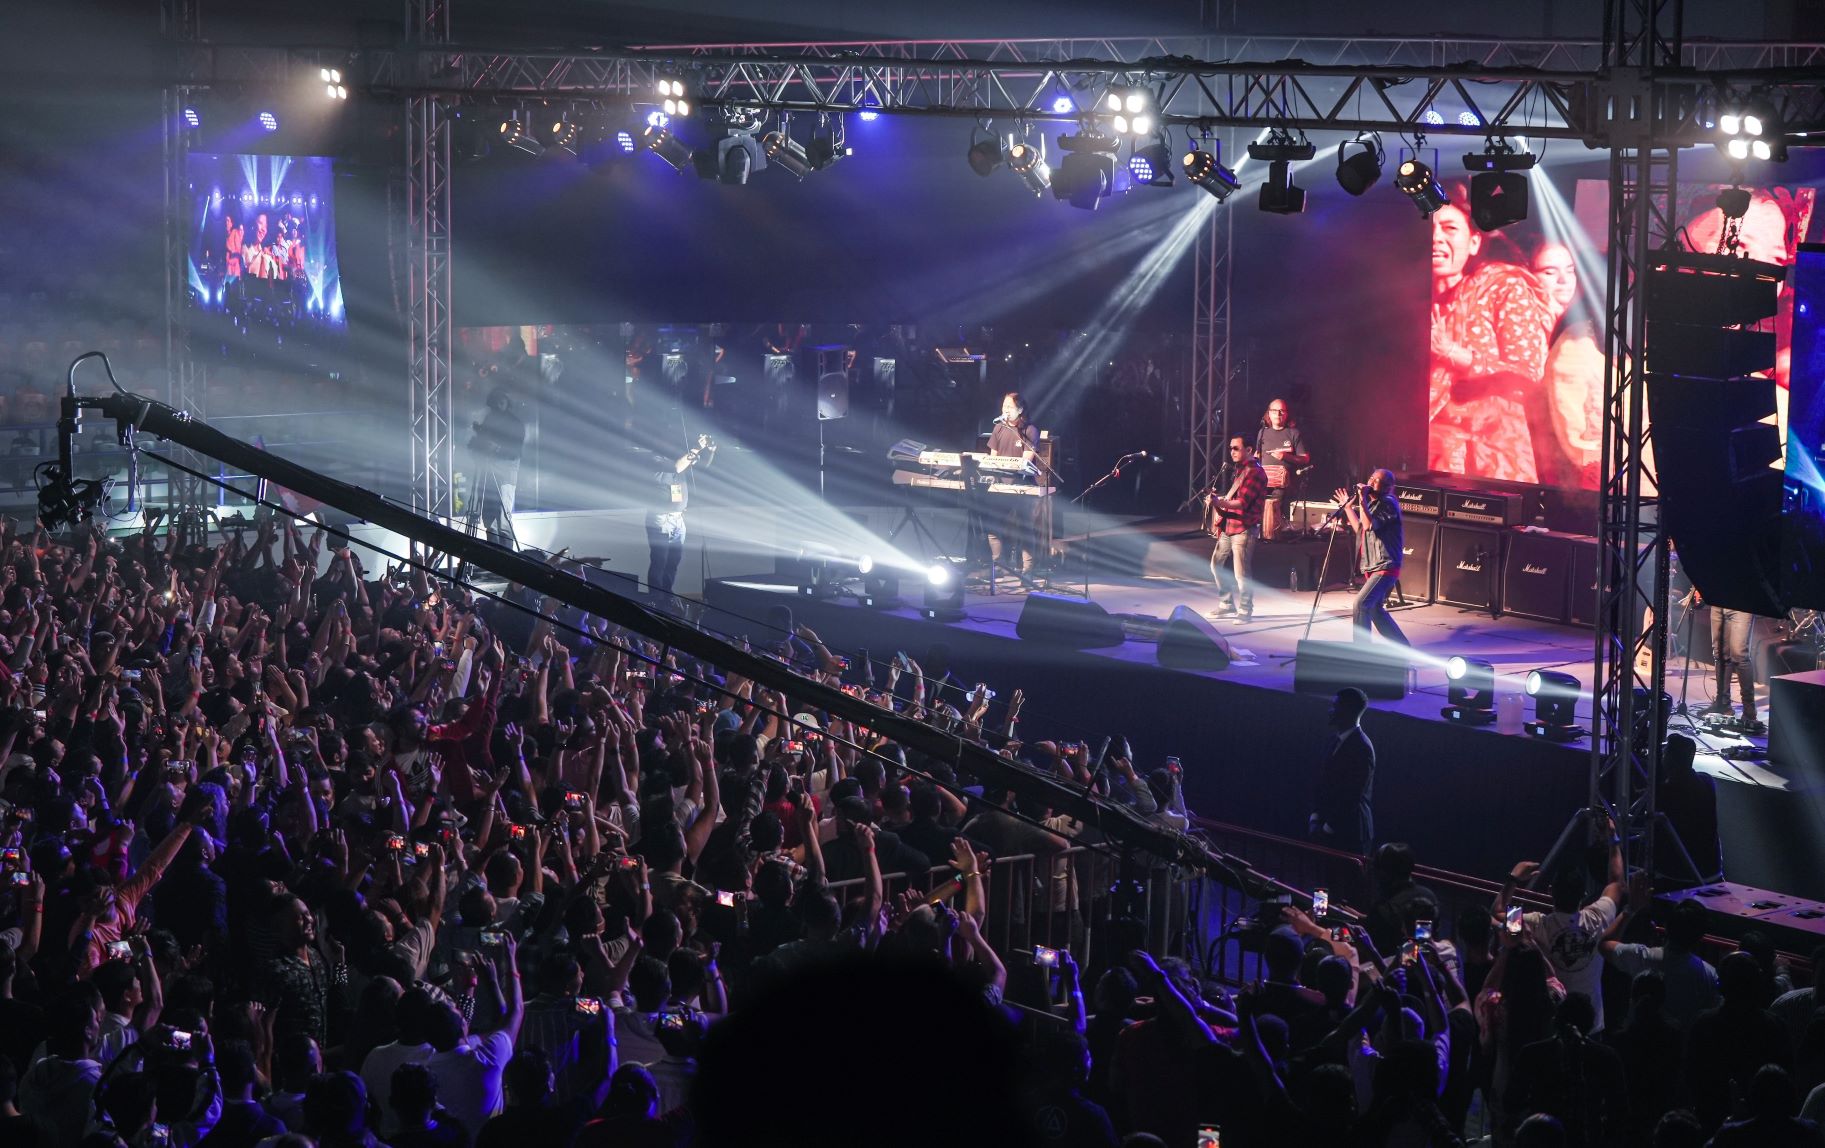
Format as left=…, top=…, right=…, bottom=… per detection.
left=1234, top=613, right=1253, bottom=624
left=1701, top=700, right=1734, bottom=717
left=1211, top=604, right=1237, bottom=617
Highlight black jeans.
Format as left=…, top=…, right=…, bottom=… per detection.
left=646, top=513, right=687, bottom=596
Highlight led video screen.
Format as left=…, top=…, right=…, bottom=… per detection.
left=184, top=152, right=344, bottom=335
left=1425, top=172, right=1813, bottom=492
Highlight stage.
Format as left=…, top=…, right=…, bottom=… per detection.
left=699, top=544, right=1825, bottom=900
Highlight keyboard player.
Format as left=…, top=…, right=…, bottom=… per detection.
left=987, top=391, right=1041, bottom=583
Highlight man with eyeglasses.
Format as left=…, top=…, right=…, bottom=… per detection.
left=1255, top=399, right=1310, bottom=539
left=1208, top=437, right=1267, bottom=622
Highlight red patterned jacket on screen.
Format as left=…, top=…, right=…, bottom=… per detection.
left=1428, top=261, right=1553, bottom=483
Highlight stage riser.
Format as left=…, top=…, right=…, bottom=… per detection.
left=1658, top=882, right=1825, bottom=951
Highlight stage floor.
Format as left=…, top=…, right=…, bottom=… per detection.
left=708, top=566, right=1777, bottom=786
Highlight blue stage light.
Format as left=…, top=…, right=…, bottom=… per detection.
left=259, top=112, right=279, bottom=132
left=183, top=107, right=200, bottom=128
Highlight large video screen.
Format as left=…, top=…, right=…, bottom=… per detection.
left=184, top=153, right=343, bottom=334
left=1424, top=170, right=1814, bottom=491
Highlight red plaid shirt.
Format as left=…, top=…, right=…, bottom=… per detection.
left=1216, top=460, right=1268, bottom=535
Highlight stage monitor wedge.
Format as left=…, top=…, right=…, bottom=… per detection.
left=1293, top=639, right=1409, bottom=700
left=1156, top=605, right=1234, bottom=671
left=1014, top=591, right=1125, bottom=649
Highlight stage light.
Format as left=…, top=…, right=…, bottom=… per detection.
left=710, top=133, right=767, bottom=184
left=1422, top=109, right=1445, bottom=126
left=1101, top=86, right=1155, bottom=135
left=1523, top=670, right=1586, bottom=741
left=259, top=112, right=279, bottom=132
left=1457, top=111, right=1481, bottom=127
left=857, top=555, right=875, bottom=575
left=858, top=99, right=880, bottom=121
left=1395, top=158, right=1449, bottom=216
left=1053, top=134, right=1119, bottom=211
left=1008, top=141, right=1051, bottom=196
left=320, top=69, right=347, bottom=101
left=1441, top=656, right=1497, bottom=725
left=182, top=107, right=200, bottom=128
left=861, top=570, right=899, bottom=608
left=1183, top=145, right=1240, bottom=202
left=1128, top=142, right=1174, bottom=187
left=1469, top=171, right=1530, bottom=230
left=546, top=115, right=582, bottom=155
left=1051, top=96, right=1075, bottom=114
left=763, top=130, right=814, bottom=179
left=805, top=130, right=852, bottom=170
left=646, top=110, right=671, bottom=129
left=656, top=77, right=692, bottom=117
left=923, top=560, right=967, bottom=620
left=498, top=114, right=543, bottom=157
left=1463, top=142, right=1533, bottom=226
left=1258, top=159, right=1307, bottom=214
left=326, top=83, right=348, bottom=101
left=615, top=129, right=637, bottom=154
left=1335, top=134, right=1383, bottom=196
left=642, top=124, right=694, bottom=173
left=968, top=129, right=1006, bottom=177
left=1248, top=129, right=1317, bottom=164
left=1717, top=185, right=1752, bottom=221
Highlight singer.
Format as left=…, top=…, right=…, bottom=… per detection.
left=986, top=391, right=1041, bottom=581
left=1333, top=470, right=1409, bottom=646
left=1208, top=436, right=1267, bottom=621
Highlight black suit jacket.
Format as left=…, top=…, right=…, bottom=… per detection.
left=1312, top=726, right=1375, bottom=852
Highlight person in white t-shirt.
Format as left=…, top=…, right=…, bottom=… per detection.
left=423, top=931, right=525, bottom=1135
left=1501, top=822, right=1626, bottom=1033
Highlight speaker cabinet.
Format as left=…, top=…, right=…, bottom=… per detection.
left=1397, top=517, right=1439, bottom=603
left=1770, top=670, right=1825, bottom=786
left=1015, top=592, right=1124, bottom=649
left=1293, top=639, right=1409, bottom=700
left=1436, top=524, right=1506, bottom=612
left=1502, top=530, right=1578, bottom=624
left=1156, top=605, right=1234, bottom=671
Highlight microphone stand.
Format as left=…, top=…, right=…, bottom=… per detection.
left=1057, top=450, right=1145, bottom=598
left=1279, top=493, right=1356, bottom=663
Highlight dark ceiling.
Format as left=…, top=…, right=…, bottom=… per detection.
left=12, top=0, right=1806, bottom=59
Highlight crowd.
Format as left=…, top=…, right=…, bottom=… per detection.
left=0, top=509, right=1818, bottom=1148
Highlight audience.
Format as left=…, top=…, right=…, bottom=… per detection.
left=0, top=510, right=1815, bottom=1148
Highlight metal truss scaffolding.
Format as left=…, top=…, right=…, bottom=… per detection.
left=405, top=1, right=455, bottom=525
left=160, top=0, right=207, bottom=517
left=1591, top=0, right=1686, bottom=879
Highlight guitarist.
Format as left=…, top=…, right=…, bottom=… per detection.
left=1208, top=436, right=1268, bottom=622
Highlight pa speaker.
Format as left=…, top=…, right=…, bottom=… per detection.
left=1156, top=605, right=1234, bottom=671
left=816, top=372, right=850, bottom=420
left=1293, top=639, right=1409, bottom=700
left=1651, top=374, right=1785, bottom=616
left=1015, top=592, right=1124, bottom=649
